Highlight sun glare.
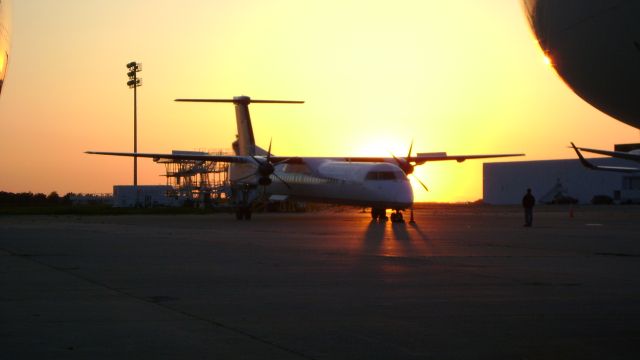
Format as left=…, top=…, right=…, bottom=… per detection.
left=543, top=53, right=552, bottom=66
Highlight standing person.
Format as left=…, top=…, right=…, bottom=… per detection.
left=522, top=188, right=535, bottom=227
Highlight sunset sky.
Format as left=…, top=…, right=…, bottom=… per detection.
left=0, top=0, right=638, bottom=202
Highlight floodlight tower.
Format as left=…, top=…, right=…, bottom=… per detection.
left=126, top=61, right=142, bottom=191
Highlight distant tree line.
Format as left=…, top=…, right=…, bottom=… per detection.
left=0, top=191, right=74, bottom=206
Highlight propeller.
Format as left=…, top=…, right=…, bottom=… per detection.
left=252, top=140, right=275, bottom=186
left=392, top=140, right=415, bottom=175
left=247, top=139, right=291, bottom=189
left=392, top=140, right=429, bottom=192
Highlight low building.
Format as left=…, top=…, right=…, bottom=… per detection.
left=113, top=185, right=180, bottom=208
left=69, top=193, right=113, bottom=205
left=483, top=158, right=640, bottom=205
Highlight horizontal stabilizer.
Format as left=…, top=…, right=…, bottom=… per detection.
left=175, top=98, right=304, bottom=104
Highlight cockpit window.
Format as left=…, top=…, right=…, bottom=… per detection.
left=365, top=171, right=400, bottom=181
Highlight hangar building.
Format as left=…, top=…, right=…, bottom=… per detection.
left=483, top=158, right=640, bottom=205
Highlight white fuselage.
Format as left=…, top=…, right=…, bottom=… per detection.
left=0, top=0, right=10, bottom=95
left=230, top=160, right=414, bottom=209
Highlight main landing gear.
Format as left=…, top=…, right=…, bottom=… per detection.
left=371, top=207, right=388, bottom=221
left=371, top=208, right=405, bottom=223
left=234, top=184, right=254, bottom=221
left=390, top=210, right=405, bottom=223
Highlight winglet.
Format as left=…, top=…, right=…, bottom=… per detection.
left=570, top=142, right=597, bottom=170
left=570, top=142, right=640, bottom=173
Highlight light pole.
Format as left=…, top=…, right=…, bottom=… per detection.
left=126, top=61, right=142, bottom=202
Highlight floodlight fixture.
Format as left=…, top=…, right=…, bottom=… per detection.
left=126, top=60, right=142, bottom=197
left=127, top=78, right=141, bottom=88
left=126, top=61, right=141, bottom=69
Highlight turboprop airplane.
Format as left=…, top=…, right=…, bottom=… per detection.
left=88, top=96, right=523, bottom=222
left=571, top=142, right=640, bottom=173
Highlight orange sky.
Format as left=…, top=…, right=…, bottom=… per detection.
left=0, top=0, right=638, bottom=202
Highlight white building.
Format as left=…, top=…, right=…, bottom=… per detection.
left=113, top=185, right=181, bottom=208
left=483, top=158, right=640, bottom=205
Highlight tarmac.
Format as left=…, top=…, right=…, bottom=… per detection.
left=1, top=205, right=639, bottom=359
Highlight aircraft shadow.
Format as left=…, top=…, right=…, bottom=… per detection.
left=362, top=220, right=386, bottom=254
left=361, top=219, right=432, bottom=258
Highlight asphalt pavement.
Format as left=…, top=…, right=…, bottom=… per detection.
left=1, top=205, right=639, bottom=359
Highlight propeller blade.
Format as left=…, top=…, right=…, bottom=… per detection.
left=267, top=138, right=273, bottom=162
left=407, top=139, right=414, bottom=159
left=411, top=174, right=429, bottom=192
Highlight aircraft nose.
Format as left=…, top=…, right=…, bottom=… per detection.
left=368, top=181, right=413, bottom=208
left=395, top=181, right=414, bottom=206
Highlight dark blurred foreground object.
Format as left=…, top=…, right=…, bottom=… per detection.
left=522, top=0, right=640, bottom=129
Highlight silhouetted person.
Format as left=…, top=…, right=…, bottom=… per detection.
left=522, top=188, right=535, bottom=227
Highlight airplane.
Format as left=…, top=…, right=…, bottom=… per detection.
left=571, top=142, right=640, bottom=173
left=0, top=0, right=11, bottom=96
left=88, top=95, right=524, bottom=222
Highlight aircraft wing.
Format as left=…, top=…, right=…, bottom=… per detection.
left=86, top=151, right=523, bottom=166
left=85, top=151, right=253, bottom=163
left=574, top=145, right=640, bottom=163
left=268, top=153, right=524, bottom=164
left=570, top=143, right=640, bottom=173
left=408, top=153, right=524, bottom=165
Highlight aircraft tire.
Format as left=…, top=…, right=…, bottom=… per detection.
left=372, top=208, right=387, bottom=221
left=390, top=212, right=404, bottom=223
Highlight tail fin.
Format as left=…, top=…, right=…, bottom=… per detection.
left=175, top=96, right=303, bottom=156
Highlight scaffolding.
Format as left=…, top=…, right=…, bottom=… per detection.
left=156, top=150, right=231, bottom=207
